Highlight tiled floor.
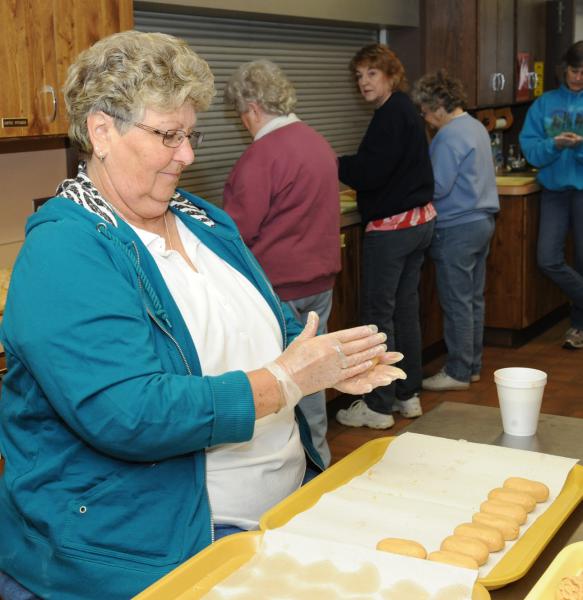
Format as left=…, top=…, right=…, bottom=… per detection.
left=326, top=318, right=583, bottom=465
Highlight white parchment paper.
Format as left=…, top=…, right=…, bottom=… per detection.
left=206, top=528, right=478, bottom=599
left=280, top=433, right=578, bottom=578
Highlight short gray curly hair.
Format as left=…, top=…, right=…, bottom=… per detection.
left=411, top=69, right=467, bottom=113
left=64, top=30, right=216, bottom=154
left=224, top=59, right=296, bottom=116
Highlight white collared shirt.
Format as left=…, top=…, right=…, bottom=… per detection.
left=130, top=217, right=305, bottom=529
left=254, top=112, right=301, bottom=141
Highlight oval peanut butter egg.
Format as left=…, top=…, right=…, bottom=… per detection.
left=488, top=487, right=536, bottom=512
left=440, top=535, right=489, bottom=566
left=428, top=550, right=478, bottom=570
left=376, top=537, right=427, bottom=559
left=480, top=499, right=527, bottom=525
left=472, top=511, right=520, bottom=541
left=453, top=522, right=505, bottom=552
left=503, top=477, right=549, bottom=503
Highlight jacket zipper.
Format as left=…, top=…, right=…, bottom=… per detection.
left=132, top=241, right=215, bottom=538
left=132, top=242, right=192, bottom=375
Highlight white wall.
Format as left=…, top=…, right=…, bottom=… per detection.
left=0, top=148, right=67, bottom=268
left=136, top=0, right=418, bottom=26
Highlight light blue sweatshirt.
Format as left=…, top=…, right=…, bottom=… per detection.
left=519, top=84, right=583, bottom=191
left=430, top=113, right=499, bottom=229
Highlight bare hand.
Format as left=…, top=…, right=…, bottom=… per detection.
left=555, top=132, right=583, bottom=149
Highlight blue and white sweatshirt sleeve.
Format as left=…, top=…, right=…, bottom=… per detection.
left=519, top=86, right=583, bottom=191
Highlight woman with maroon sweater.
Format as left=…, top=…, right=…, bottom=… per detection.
left=223, top=59, right=341, bottom=466
left=336, top=44, right=436, bottom=429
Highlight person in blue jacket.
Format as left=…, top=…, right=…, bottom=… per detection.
left=0, top=31, right=406, bottom=600
left=519, top=40, right=583, bottom=350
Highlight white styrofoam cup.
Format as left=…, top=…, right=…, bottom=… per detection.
left=494, top=367, right=547, bottom=437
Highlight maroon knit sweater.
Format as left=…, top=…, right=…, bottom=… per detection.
left=223, top=121, right=341, bottom=301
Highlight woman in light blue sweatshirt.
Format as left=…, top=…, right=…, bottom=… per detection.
left=412, top=71, right=499, bottom=391
left=519, top=40, right=583, bottom=350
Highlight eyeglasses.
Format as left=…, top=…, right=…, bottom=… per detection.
left=133, top=122, right=204, bottom=149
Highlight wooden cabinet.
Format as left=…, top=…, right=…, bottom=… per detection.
left=484, top=192, right=567, bottom=333
left=326, top=222, right=361, bottom=402
left=515, top=0, right=547, bottom=102
left=0, top=0, right=133, bottom=139
left=422, top=0, right=515, bottom=108
left=478, top=0, right=515, bottom=106
left=328, top=223, right=362, bottom=334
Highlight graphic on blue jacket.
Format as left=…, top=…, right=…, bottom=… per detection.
left=519, top=84, right=583, bottom=191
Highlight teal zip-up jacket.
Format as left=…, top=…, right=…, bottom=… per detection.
left=0, top=190, right=322, bottom=599
left=519, top=84, right=583, bottom=191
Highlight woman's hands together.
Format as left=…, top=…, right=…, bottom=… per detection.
left=555, top=131, right=583, bottom=149
left=333, top=350, right=406, bottom=395
left=266, top=312, right=406, bottom=409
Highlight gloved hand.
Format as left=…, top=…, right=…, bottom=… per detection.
left=334, top=351, right=406, bottom=395
left=265, top=311, right=389, bottom=410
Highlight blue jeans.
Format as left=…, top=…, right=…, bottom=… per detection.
left=430, top=216, right=495, bottom=382
left=0, top=572, right=40, bottom=600
left=360, top=221, right=435, bottom=414
left=213, top=466, right=320, bottom=541
left=537, top=189, right=583, bottom=329
left=284, top=290, right=333, bottom=468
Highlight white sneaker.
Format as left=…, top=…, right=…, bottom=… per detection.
left=336, top=399, right=395, bottom=429
left=422, top=370, right=469, bottom=391
left=395, top=394, right=423, bottom=418
left=471, top=374, right=481, bottom=383
left=563, top=328, right=583, bottom=350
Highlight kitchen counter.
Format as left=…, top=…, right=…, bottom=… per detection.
left=495, top=174, right=540, bottom=196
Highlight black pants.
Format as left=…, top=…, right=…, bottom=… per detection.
left=360, top=220, right=434, bottom=414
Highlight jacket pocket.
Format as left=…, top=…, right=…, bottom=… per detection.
left=61, top=461, right=196, bottom=567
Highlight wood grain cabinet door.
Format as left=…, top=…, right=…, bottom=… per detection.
left=0, top=0, right=63, bottom=137
left=515, top=0, right=547, bottom=102
left=477, top=0, right=514, bottom=106
left=0, top=0, right=133, bottom=140
left=328, top=225, right=362, bottom=334
left=54, top=0, right=133, bottom=131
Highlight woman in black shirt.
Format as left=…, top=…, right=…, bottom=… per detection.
left=336, top=44, right=435, bottom=429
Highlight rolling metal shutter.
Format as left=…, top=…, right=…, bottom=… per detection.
left=134, top=8, right=376, bottom=204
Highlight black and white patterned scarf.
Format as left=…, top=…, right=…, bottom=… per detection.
left=56, top=162, right=215, bottom=228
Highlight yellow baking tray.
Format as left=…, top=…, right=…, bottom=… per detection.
left=259, top=437, right=583, bottom=590
left=524, top=541, right=583, bottom=599
left=133, top=530, right=491, bottom=599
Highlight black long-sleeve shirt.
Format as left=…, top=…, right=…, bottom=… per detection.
left=338, top=91, right=434, bottom=225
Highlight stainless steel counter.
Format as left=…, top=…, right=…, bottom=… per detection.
left=402, top=401, right=583, bottom=599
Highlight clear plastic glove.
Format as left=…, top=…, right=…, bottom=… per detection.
left=265, top=311, right=389, bottom=408
left=334, top=351, right=407, bottom=395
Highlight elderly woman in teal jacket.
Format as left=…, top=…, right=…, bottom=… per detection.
left=0, top=32, right=405, bottom=600
left=519, top=40, right=583, bottom=350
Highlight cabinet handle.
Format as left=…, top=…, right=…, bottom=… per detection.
left=41, top=85, right=57, bottom=123
left=340, top=233, right=346, bottom=249
left=498, top=73, right=506, bottom=91
left=490, top=73, right=499, bottom=91
left=528, top=72, right=538, bottom=90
